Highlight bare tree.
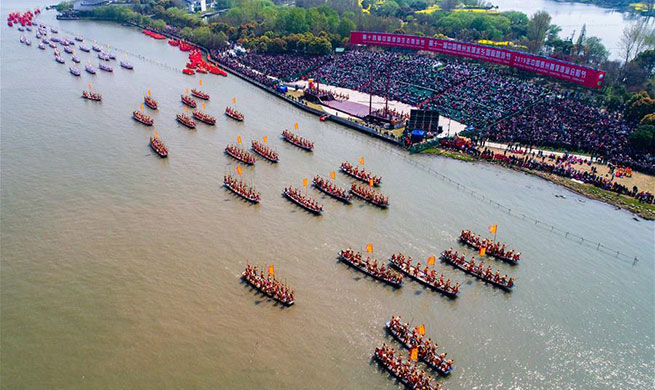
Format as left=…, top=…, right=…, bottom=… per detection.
left=620, top=21, right=655, bottom=64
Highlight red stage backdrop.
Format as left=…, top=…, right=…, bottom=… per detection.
left=350, top=31, right=605, bottom=89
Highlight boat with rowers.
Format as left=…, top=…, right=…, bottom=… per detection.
left=55, top=56, right=65, bottom=64
left=72, top=56, right=80, bottom=63
left=251, top=140, right=279, bottom=163
left=283, top=186, right=323, bottom=214
left=64, top=46, right=72, bottom=54
left=440, top=249, right=515, bottom=291
left=340, top=161, right=381, bottom=186
left=374, top=345, right=441, bottom=390
left=82, top=90, right=101, bottom=101
left=98, top=52, right=110, bottom=61
left=98, top=63, right=113, bottom=72
left=150, top=134, right=168, bottom=157
left=79, top=45, right=90, bottom=52
left=74, top=36, right=83, bottom=41
left=192, top=110, right=216, bottom=125
left=50, top=27, right=58, bottom=33
left=25, top=38, right=31, bottom=46
left=180, top=94, right=197, bottom=108
left=144, top=95, right=158, bottom=110
left=190, top=88, right=209, bottom=100
left=242, top=265, right=295, bottom=306
left=389, top=253, right=459, bottom=298
left=350, top=183, right=389, bottom=208
left=182, top=68, right=195, bottom=75
left=223, top=174, right=260, bottom=203
left=312, top=175, right=352, bottom=203
left=386, top=316, right=454, bottom=376
left=282, top=129, right=313, bottom=151
left=176, top=113, right=196, bottom=129
left=69, top=66, right=81, bottom=76
left=133, top=111, right=154, bottom=126
left=459, top=229, right=521, bottom=264
left=225, top=144, right=256, bottom=165
left=337, top=249, right=403, bottom=287
left=92, top=44, right=101, bottom=52
left=120, top=61, right=133, bottom=69
left=85, top=64, right=96, bottom=74
left=224, top=106, right=244, bottom=121
left=38, top=43, right=45, bottom=50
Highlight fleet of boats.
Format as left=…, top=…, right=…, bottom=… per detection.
left=224, top=175, right=260, bottom=203
left=282, top=129, right=313, bottom=151
left=283, top=186, right=323, bottom=214
left=225, top=144, right=256, bottom=165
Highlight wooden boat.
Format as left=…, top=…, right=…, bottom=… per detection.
left=74, top=36, right=83, bottom=41
left=388, top=254, right=459, bottom=298
left=340, top=161, right=381, bottom=186
left=312, top=176, right=352, bottom=203
left=190, top=88, right=209, bottom=100
left=72, top=56, right=80, bottom=63
left=82, top=90, right=101, bottom=101
left=225, top=144, right=256, bottom=165
left=55, top=56, right=64, bottom=64
left=79, top=45, right=90, bottom=52
left=85, top=64, right=96, bottom=74
left=224, top=106, right=244, bottom=121
left=251, top=140, right=279, bottom=163
left=182, top=68, right=195, bottom=75
left=282, top=129, right=313, bottom=151
left=120, top=61, right=133, bottom=70
left=180, top=94, right=196, bottom=108
left=440, top=251, right=514, bottom=291
left=241, top=266, right=294, bottom=306
left=224, top=175, right=260, bottom=203
left=69, top=66, right=80, bottom=76
left=385, top=318, right=454, bottom=376
left=373, top=347, right=440, bottom=390
left=337, top=250, right=403, bottom=287
left=459, top=230, right=520, bottom=265
left=283, top=187, right=323, bottom=214
left=98, top=63, right=113, bottom=72
left=92, top=44, right=101, bottom=52
left=144, top=96, right=157, bottom=110
left=350, top=183, right=389, bottom=208
left=64, top=46, right=72, bottom=53
left=38, top=43, right=45, bottom=50
left=133, top=111, right=154, bottom=126
left=176, top=113, right=196, bottom=129
left=192, top=110, right=216, bottom=125
left=150, top=135, right=168, bottom=157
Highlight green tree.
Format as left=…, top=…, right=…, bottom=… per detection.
left=527, top=11, right=551, bottom=54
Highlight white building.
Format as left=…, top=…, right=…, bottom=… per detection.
left=186, top=0, right=215, bottom=12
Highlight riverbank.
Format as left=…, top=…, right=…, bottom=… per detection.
left=421, top=146, right=655, bottom=220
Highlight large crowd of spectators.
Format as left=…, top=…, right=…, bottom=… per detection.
left=210, top=46, right=654, bottom=174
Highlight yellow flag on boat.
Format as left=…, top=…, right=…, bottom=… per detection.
left=416, top=324, right=425, bottom=335
left=140, top=103, right=144, bottom=111
left=427, top=256, right=435, bottom=265
left=488, top=224, right=497, bottom=235
left=268, top=265, right=275, bottom=276
left=202, top=103, right=206, bottom=110
left=147, top=89, right=151, bottom=96
left=186, top=88, right=189, bottom=94
left=359, top=157, right=365, bottom=165
left=410, top=347, right=418, bottom=361
left=236, top=165, right=242, bottom=175
left=88, top=83, right=92, bottom=89
left=366, top=243, right=373, bottom=253
left=330, top=171, right=335, bottom=179
left=154, top=130, right=159, bottom=138
left=303, top=178, right=308, bottom=188
left=479, top=247, right=486, bottom=257
left=263, top=136, right=267, bottom=143
left=369, top=179, right=374, bottom=187
left=184, top=106, right=188, bottom=112
left=237, top=136, right=241, bottom=144
left=294, top=123, right=298, bottom=130
left=232, top=97, right=236, bottom=104
left=199, top=79, right=202, bottom=86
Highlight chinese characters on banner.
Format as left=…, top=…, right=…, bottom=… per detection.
left=350, top=31, right=605, bottom=89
